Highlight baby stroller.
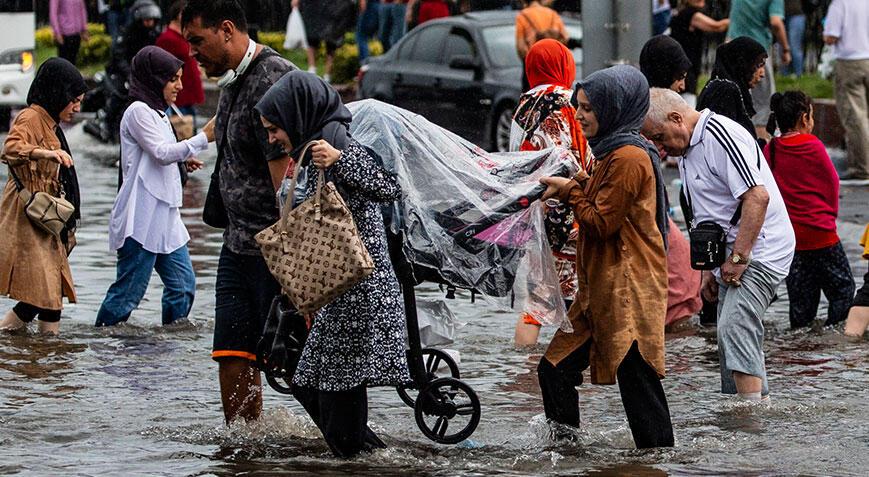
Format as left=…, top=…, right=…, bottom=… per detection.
left=255, top=100, right=578, bottom=444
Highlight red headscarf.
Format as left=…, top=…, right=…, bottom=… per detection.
left=525, top=39, right=575, bottom=89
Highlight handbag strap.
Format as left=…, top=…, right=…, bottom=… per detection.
left=168, top=103, right=184, bottom=117
left=680, top=160, right=742, bottom=229
left=280, top=141, right=324, bottom=233
left=7, top=165, right=25, bottom=193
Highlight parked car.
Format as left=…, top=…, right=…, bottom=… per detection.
left=358, top=11, right=582, bottom=152
left=0, top=0, right=35, bottom=131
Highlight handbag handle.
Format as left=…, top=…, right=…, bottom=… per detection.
left=280, top=141, right=325, bottom=233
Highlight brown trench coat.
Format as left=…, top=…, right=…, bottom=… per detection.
left=543, top=145, right=667, bottom=384
left=0, top=105, right=76, bottom=310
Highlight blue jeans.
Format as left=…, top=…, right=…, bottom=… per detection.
left=782, top=14, right=805, bottom=76
left=379, top=2, right=406, bottom=52
left=357, top=0, right=380, bottom=61
left=95, top=238, right=196, bottom=326
left=105, top=9, right=129, bottom=46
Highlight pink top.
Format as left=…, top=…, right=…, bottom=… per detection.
left=763, top=133, right=840, bottom=250
left=49, top=0, right=88, bottom=38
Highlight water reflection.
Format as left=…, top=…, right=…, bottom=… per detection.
left=0, top=124, right=866, bottom=475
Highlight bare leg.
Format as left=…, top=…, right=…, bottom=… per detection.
left=844, top=306, right=869, bottom=338
left=37, top=320, right=60, bottom=335
left=733, top=371, right=763, bottom=394
left=305, top=47, right=317, bottom=72
left=513, top=317, right=541, bottom=346
left=0, top=309, right=26, bottom=331
left=324, top=53, right=335, bottom=79
left=218, top=357, right=263, bottom=424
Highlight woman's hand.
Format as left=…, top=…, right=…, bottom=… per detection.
left=202, top=116, right=216, bottom=142
left=311, top=139, right=341, bottom=169
left=539, top=176, right=574, bottom=201
left=292, top=0, right=299, bottom=8
left=186, top=158, right=204, bottom=172
left=35, top=148, right=73, bottom=167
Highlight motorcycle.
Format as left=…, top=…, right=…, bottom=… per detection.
left=82, top=68, right=129, bottom=144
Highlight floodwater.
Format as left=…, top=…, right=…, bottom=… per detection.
left=0, top=125, right=867, bottom=477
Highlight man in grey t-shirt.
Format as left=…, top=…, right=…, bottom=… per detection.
left=183, top=0, right=295, bottom=424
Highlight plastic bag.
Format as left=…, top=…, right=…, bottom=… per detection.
left=283, top=7, right=309, bottom=50
left=345, top=100, right=578, bottom=329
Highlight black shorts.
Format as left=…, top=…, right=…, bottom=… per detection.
left=853, top=266, right=869, bottom=308
left=306, top=36, right=341, bottom=54
left=212, top=245, right=281, bottom=362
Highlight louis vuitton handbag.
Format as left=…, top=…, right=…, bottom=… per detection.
left=8, top=165, right=75, bottom=238
left=255, top=142, right=375, bottom=314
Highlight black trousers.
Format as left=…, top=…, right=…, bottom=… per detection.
left=537, top=340, right=674, bottom=449
left=292, top=384, right=386, bottom=458
left=786, top=242, right=856, bottom=328
left=57, top=34, right=81, bottom=65
left=14, top=302, right=61, bottom=323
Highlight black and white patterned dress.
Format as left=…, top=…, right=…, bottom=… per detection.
left=292, top=140, right=411, bottom=391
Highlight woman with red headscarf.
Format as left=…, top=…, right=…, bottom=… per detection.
left=509, top=39, right=590, bottom=345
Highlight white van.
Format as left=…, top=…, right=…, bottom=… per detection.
left=0, top=1, right=35, bottom=128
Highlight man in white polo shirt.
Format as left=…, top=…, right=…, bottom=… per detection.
left=642, top=88, right=795, bottom=400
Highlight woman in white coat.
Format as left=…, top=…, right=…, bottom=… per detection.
left=96, top=46, right=214, bottom=326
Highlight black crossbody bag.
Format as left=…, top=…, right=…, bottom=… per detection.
left=681, top=174, right=742, bottom=271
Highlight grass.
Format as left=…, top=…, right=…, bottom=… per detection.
left=697, top=73, right=834, bottom=99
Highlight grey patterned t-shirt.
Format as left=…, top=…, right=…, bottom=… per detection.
left=214, top=47, right=295, bottom=255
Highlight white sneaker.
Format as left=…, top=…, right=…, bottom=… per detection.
left=323, top=74, right=331, bottom=84
left=307, top=66, right=316, bottom=74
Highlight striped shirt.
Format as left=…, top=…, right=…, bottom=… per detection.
left=680, top=109, right=794, bottom=275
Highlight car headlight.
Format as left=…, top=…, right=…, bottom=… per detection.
left=0, top=48, right=35, bottom=72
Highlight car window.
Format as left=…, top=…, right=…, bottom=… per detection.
left=442, top=29, right=475, bottom=64
left=481, top=25, right=521, bottom=69
left=409, top=25, right=448, bottom=64
left=396, top=33, right=418, bottom=61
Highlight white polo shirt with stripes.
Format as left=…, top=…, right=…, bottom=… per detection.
left=680, top=110, right=795, bottom=276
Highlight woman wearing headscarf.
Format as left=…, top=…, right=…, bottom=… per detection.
left=639, top=35, right=704, bottom=330
left=509, top=39, right=589, bottom=345
left=537, top=65, right=674, bottom=449
left=0, top=58, right=86, bottom=335
left=255, top=71, right=410, bottom=458
left=95, top=46, right=215, bottom=327
left=697, top=36, right=768, bottom=139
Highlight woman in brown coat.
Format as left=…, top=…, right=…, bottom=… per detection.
left=0, top=58, right=86, bottom=335
left=538, top=65, right=674, bottom=449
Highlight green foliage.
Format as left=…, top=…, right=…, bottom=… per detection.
left=35, top=24, right=111, bottom=67
left=697, top=73, right=834, bottom=99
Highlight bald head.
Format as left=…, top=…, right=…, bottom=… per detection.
left=642, top=88, right=701, bottom=157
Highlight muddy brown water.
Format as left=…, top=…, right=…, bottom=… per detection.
left=0, top=125, right=867, bottom=476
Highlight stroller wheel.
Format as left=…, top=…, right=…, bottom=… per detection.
left=414, top=377, right=481, bottom=445
left=265, top=374, right=294, bottom=395
left=397, top=348, right=460, bottom=408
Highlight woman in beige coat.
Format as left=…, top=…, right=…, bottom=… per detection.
left=0, top=58, right=86, bottom=335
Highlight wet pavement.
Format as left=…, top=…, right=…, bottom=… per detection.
left=0, top=124, right=866, bottom=476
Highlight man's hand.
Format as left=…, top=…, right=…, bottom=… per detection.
left=54, top=33, right=64, bottom=45
left=81, top=30, right=90, bottom=42
left=539, top=176, right=574, bottom=201
left=824, top=35, right=839, bottom=46
left=720, top=260, right=748, bottom=287
left=292, top=0, right=299, bottom=8
left=311, top=139, right=341, bottom=169
left=701, top=271, right=719, bottom=302
left=186, top=158, right=204, bottom=172
left=781, top=49, right=792, bottom=65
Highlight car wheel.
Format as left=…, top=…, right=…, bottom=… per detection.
left=493, top=105, right=515, bottom=152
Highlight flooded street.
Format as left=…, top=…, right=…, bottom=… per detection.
left=0, top=124, right=867, bottom=476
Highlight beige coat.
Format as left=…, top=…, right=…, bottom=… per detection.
left=0, top=105, right=76, bottom=310
left=544, top=145, right=667, bottom=384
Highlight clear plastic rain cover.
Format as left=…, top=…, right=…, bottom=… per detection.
left=346, top=99, right=577, bottom=329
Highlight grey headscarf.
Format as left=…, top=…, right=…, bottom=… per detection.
left=573, top=65, right=669, bottom=248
